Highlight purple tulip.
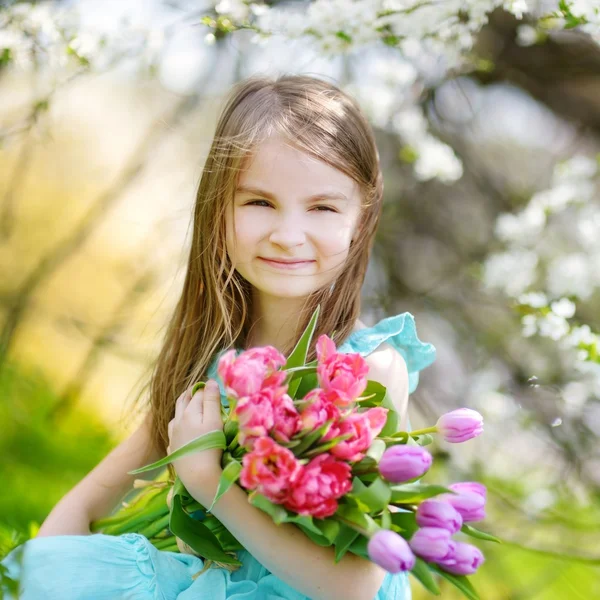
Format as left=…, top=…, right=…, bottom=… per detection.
left=409, top=527, right=455, bottom=562
left=436, top=408, right=483, bottom=443
left=367, top=529, right=416, bottom=573
left=441, top=482, right=487, bottom=523
left=416, top=499, right=463, bottom=534
left=378, top=445, right=433, bottom=483
left=437, top=541, right=485, bottom=575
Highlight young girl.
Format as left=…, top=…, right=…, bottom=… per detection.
left=3, top=74, right=435, bottom=600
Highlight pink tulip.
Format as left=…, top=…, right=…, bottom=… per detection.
left=283, top=453, right=352, bottom=518
left=323, top=407, right=388, bottom=462
left=437, top=541, right=485, bottom=575
left=217, top=346, right=287, bottom=399
left=234, top=389, right=276, bottom=449
left=367, top=530, right=416, bottom=573
left=436, top=408, right=483, bottom=443
left=316, top=335, right=369, bottom=406
left=271, top=392, right=301, bottom=443
left=409, top=527, right=455, bottom=562
left=378, top=445, right=433, bottom=483
left=298, top=389, right=341, bottom=431
left=416, top=499, right=463, bottom=534
left=240, top=437, right=302, bottom=503
left=440, top=482, right=487, bottom=523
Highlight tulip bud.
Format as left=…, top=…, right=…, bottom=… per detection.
left=378, top=445, right=432, bottom=483
left=441, top=482, right=486, bottom=523
left=416, top=499, right=463, bottom=534
left=409, top=527, right=455, bottom=562
left=367, top=530, right=416, bottom=573
left=436, top=409, right=483, bottom=443
left=437, top=541, right=485, bottom=575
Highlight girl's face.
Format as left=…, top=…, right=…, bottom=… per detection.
left=226, top=136, right=362, bottom=300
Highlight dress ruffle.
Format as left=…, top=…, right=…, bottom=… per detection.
left=337, top=312, right=436, bottom=394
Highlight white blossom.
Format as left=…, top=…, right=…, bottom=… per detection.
left=521, top=314, right=538, bottom=337
left=547, top=254, right=594, bottom=301
left=495, top=203, right=546, bottom=245
left=518, top=292, right=548, bottom=308
left=483, top=250, right=538, bottom=297
left=550, top=298, right=576, bottom=319
left=537, top=313, right=570, bottom=341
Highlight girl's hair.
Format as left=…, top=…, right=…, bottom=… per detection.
left=148, top=74, right=384, bottom=455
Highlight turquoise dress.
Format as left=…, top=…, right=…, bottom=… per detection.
left=2, top=312, right=435, bottom=600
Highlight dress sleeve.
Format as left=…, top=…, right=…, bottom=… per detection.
left=338, top=312, right=436, bottom=395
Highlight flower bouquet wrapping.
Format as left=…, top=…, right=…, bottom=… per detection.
left=91, top=307, right=499, bottom=599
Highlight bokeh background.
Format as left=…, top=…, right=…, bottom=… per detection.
left=1, top=1, right=600, bottom=598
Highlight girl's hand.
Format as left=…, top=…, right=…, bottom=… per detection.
left=167, top=379, right=224, bottom=492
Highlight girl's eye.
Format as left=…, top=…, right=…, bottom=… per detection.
left=245, top=200, right=337, bottom=213
left=246, top=200, right=272, bottom=208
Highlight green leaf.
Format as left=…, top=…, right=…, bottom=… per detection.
left=351, top=477, right=391, bottom=513
left=348, top=534, right=369, bottom=559
left=410, top=557, right=440, bottom=595
left=129, top=431, right=227, bottom=474
left=298, top=525, right=331, bottom=547
left=202, top=516, right=244, bottom=552
left=294, top=372, right=319, bottom=400
left=249, top=492, right=288, bottom=523
left=285, top=305, right=321, bottom=390
left=413, top=434, right=434, bottom=446
left=361, top=380, right=387, bottom=405
left=169, top=494, right=241, bottom=565
left=333, top=524, right=360, bottom=562
left=285, top=365, right=318, bottom=383
left=428, top=565, right=480, bottom=600
left=192, top=381, right=205, bottom=395
left=366, top=438, right=387, bottom=462
left=290, top=420, right=332, bottom=457
left=461, top=524, right=502, bottom=544
left=208, top=459, right=242, bottom=511
left=282, top=513, right=323, bottom=536
left=390, top=511, right=418, bottom=537
left=335, top=505, right=379, bottom=536
left=381, top=507, right=391, bottom=530
left=390, top=484, right=453, bottom=504
left=315, top=518, right=340, bottom=544
left=379, top=392, right=399, bottom=437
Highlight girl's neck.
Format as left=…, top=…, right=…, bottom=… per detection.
left=245, top=293, right=310, bottom=352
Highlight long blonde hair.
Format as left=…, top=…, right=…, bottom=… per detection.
left=148, top=74, right=384, bottom=455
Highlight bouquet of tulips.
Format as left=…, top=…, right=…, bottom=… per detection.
left=91, top=307, right=498, bottom=599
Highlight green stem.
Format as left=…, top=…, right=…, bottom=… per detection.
left=408, top=426, right=438, bottom=437
left=100, top=503, right=169, bottom=535
left=152, top=535, right=177, bottom=550
left=332, top=515, right=372, bottom=538
left=139, top=514, right=171, bottom=539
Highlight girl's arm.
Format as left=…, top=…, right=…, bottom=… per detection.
left=37, top=412, right=164, bottom=537
left=188, top=475, right=388, bottom=600
left=184, top=348, right=409, bottom=600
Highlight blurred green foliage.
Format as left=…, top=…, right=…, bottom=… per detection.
left=0, top=362, right=116, bottom=547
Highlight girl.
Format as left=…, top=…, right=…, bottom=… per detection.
left=2, top=75, right=435, bottom=600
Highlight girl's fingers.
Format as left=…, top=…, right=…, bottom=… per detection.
left=203, top=380, right=223, bottom=425
left=189, top=380, right=221, bottom=424
left=175, top=386, right=193, bottom=420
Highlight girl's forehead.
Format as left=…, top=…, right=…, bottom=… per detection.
left=238, top=136, right=360, bottom=200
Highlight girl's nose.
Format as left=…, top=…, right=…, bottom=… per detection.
left=268, top=216, right=307, bottom=248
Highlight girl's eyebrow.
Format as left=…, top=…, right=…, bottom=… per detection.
left=235, top=184, right=348, bottom=202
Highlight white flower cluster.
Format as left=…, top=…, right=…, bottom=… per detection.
left=484, top=154, right=600, bottom=410
left=0, top=1, right=166, bottom=75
